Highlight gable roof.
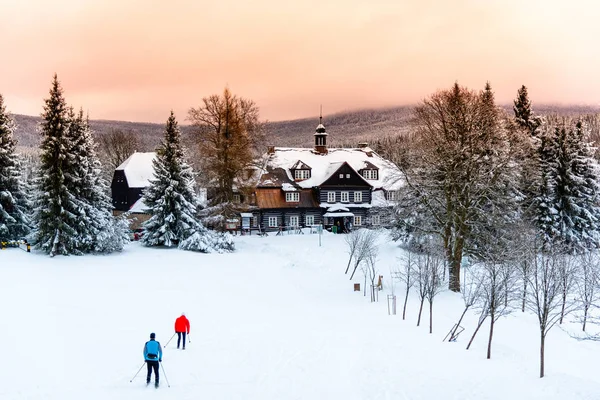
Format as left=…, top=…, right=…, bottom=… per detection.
left=290, top=160, right=312, bottom=170
left=320, top=161, right=372, bottom=187
left=116, top=152, right=156, bottom=188
left=258, top=147, right=403, bottom=190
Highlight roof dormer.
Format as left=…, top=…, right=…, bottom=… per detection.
left=290, top=160, right=312, bottom=181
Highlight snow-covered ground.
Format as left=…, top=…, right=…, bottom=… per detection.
left=1, top=230, right=599, bottom=399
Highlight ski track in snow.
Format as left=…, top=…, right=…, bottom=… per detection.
left=0, top=230, right=599, bottom=399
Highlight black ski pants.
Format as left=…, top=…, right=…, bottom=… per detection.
left=177, top=332, right=187, bottom=349
left=146, top=361, right=159, bottom=383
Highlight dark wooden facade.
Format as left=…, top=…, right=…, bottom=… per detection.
left=111, top=170, right=144, bottom=212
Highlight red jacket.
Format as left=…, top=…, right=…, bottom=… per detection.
left=175, top=315, right=190, bottom=333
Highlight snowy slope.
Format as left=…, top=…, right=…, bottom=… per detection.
left=1, top=231, right=599, bottom=400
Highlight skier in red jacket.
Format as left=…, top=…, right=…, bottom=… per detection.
left=174, top=313, right=190, bottom=350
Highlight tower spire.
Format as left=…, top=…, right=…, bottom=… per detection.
left=320, top=105, right=323, bottom=125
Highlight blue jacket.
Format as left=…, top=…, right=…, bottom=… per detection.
left=144, top=339, right=163, bottom=361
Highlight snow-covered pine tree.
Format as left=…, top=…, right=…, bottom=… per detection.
left=0, top=94, right=30, bottom=241
left=533, top=123, right=559, bottom=246
left=31, top=75, right=87, bottom=256
left=142, top=112, right=200, bottom=247
left=64, top=109, right=129, bottom=253
left=553, top=119, right=600, bottom=250
left=513, top=85, right=543, bottom=223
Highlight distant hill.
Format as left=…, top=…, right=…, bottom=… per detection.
left=12, top=104, right=600, bottom=151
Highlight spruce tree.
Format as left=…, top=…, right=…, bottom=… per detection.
left=514, top=85, right=534, bottom=131
left=32, top=75, right=86, bottom=256
left=0, top=94, right=30, bottom=241
left=79, top=113, right=129, bottom=252
left=142, top=112, right=199, bottom=247
left=552, top=120, right=600, bottom=250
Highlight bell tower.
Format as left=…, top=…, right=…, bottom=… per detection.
left=314, top=105, right=328, bottom=154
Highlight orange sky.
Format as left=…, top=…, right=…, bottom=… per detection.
left=1, top=0, right=599, bottom=123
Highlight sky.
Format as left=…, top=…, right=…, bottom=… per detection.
left=1, top=0, right=599, bottom=123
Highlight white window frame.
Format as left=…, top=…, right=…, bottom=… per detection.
left=346, top=174, right=350, bottom=178
left=252, top=216, right=258, bottom=227
left=341, top=191, right=349, bottom=203
left=327, top=191, right=336, bottom=203
left=371, top=214, right=380, bottom=225
left=354, top=216, right=362, bottom=226
left=305, top=215, right=314, bottom=226
left=286, top=192, right=300, bottom=202
left=294, top=169, right=310, bottom=180
left=268, top=217, right=278, bottom=228
left=363, top=169, right=378, bottom=180
left=387, top=190, right=397, bottom=201
left=354, top=191, right=362, bottom=203
left=339, top=173, right=344, bottom=179
left=289, top=215, right=299, bottom=227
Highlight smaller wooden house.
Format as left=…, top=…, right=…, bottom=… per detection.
left=111, top=152, right=156, bottom=212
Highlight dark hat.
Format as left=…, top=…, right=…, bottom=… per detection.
left=150, top=332, right=156, bottom=339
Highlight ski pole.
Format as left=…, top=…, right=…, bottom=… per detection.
left=188, top=333, right=191, bottom=344
left=160, top=362, right=171, bottom=388
left=129, top=362, right=146, bottom=382
left=164, top=332, right=176, bottom=348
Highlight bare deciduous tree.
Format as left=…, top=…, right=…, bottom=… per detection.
left=395, top=252, right=416, bottom=320
left=424, top=251, right=445, bottom=334
left=557, top=253, right=578, bottom=325
left=188, top=87, right=264, bottom=204
left=576, top=251, right=600, bottom=332
left=448, top=265, right=482, bottom=342
left=98, top=128, right=140, bottom=171
left=349, top=230, right=377, bottom=280
left=393, top=83, right=518, bottom=292
left=526, top=247, right=577, bottom=378
left=345, top=230, right=365, bottom=274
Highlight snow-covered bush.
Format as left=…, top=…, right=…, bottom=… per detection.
left=178, top=230, right=234, bottom=253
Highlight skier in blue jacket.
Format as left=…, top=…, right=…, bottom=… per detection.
left=143, top=333, right=163, bottom=387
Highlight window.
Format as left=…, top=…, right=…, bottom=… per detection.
left=371, top=215, right=380, bottom=225
left=289, top=216, right=299, bottom=227
left=305, top=215, right=315, bottom=226
left=354, top=216, right=362, bottom=226
left=387, top=191, right=397, bottom=201
left=362, top=169, right=378, bottom=180
left=346, top=174, right=350, bottom=178
left=294, top=169, right=310, bottom=180
left=339, top=173, right=344, bottom=179
left=252, top=216, right=258, bottom=227
left=327, top=192, right=336, bottom=203
left=286, top=192, right=300, bottom=202
left=354, top=191, right=362, bottom=203
left=341, top=192, right=349, bottom=202
left=233, top=194, right=241, bottom=203
left=268, top=217, right=278, bottom=227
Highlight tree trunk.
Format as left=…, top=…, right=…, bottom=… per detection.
left=466, top=314, right=487, bottom=350
left=429, top=300, right=433, bottom=334
left=349, top=259, right=360, bottom=280
left=402, top=285, right=410, bottom=320
left=345, top=254, right=353, bottom=274
left=417, top=298, right=425, bottom=327
left=522, top=278, right=527, bottom=312
left=448, top=235, right=464, bottom=292
left=450, top=306, right=469, bottom=342
left=559, top=290, right=566, bottom=324
left=540, top=331, right=545, bottom=378
left=583, top=305, right=588, bottom=332
left=487, top=312, right=495, bottom=359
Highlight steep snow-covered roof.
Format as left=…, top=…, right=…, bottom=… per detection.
left=260, top=147, right=403, bottom=190
left=116, top=152, right=156, bottom=188
left=129, top=198, right=149, bottom=213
